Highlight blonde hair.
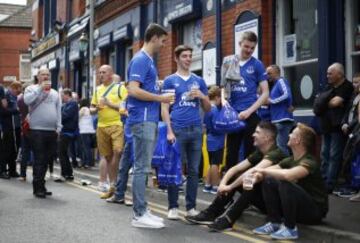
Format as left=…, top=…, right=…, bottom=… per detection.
left=208, top=85, right=221, bottom=100
left=297, top=123, right=316, bottom=153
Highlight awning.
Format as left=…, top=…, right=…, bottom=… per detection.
left=67, top=16, right=90, bottom=38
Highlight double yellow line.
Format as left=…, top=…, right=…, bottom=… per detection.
left=66, top=180, right=294, bottom=243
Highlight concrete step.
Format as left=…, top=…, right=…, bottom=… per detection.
left=53, top=165, right=360, bottom=242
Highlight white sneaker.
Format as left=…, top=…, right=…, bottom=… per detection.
left=186, top=208, right=199, bottom=217
left=146, top=209, right=164, bottom=223
left=132, top=213, right=165, bottom=229
left=97, top=182, right=109, bottom=192
left=167, top=208, right=179, bottom=220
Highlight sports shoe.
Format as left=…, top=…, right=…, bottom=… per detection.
left=18, top=176, right=26, bottom=182
left=186, top=208, right=199, bottom=217
left=132, top=212, right=165, bottom=229
left=270, top=225, right=298, bottom=240
left=167, top=208, right=179, bottom=220
left=337, top=189, right=358, bottom=198
left=106, top=195, right=133, bottom=206
left=100, top=186, right=115, bottom=199
left=97, top=182, right=109, bottom=192
left=146, top=209, right=164, bottom=223
left=208, top=216, right=233, bottom=232
left=350, top=192, right=360, bottom=202
left=253, top=222, right=281, bottom=235
left=210, top=187, right=218, bottom=195
left=185, top=210, right=216, bottom=225
left=203, top=185, right=212, bottom=193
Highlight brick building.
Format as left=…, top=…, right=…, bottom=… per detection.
left=29, top=0, right=360, bottom=124
left=0, top=3, right=32, bottom=84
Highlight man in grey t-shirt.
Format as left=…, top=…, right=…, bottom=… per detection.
left=24, top=68, right=62, bottom=198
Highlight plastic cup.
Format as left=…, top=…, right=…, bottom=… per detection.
left=162, top=89, right=175, bottom=104
left=43, top=81, right=51, bottom=91
left=243, top=174, right=255, bottom=190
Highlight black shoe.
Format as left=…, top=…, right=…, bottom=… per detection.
left=65, top=175, right=74, bottom=181
left=34, top=191, right=46, bottom=198
left=45, top=191, right=52, bottom=196
left=0, top=172, right=10, bottom=179
left=185, top=210, right=217, bottom=225
left=208, top=216, right=233, bottom=232
left=9, top=172, right=20, bottom=178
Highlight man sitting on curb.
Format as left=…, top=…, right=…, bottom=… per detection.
left=185, top=121, right=286, bottom=231
left=253, top=123, right=328, bottom=240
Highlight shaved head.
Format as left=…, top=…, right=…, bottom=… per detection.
left=327, top=62, right=345, bottom=86
left=99, top=65, right=114, bottom=85
left=328, top=63, right=344, bottom=77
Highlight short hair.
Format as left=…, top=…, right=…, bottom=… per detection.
left=257, top=121, right=277, bottom=141
left=79, top=98, right=90, bottom=108
left=353, top=72, right=360, bottom=79
left=174, top=45, right=193, bottom=59
left=208, top=85, right=221, bottom=100
left=10, top=81, right=22, bottom=90
left=62, top=88, right=72, bottom=97
left=268, top=64, right=281, bottom=74
left=297, top=123, right=316, bottom=153
left=144, top=23, right=167, bottom=42
left=240, top=31, right=258, bottom=44
left=329, top=62, right=345, bottom=77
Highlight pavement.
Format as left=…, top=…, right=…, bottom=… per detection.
left=51, top=163, right=360, bottom=242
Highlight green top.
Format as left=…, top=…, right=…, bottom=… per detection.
left=247, top=145, right=287, bottom=167
left=278, top=153, right=329, bottom=215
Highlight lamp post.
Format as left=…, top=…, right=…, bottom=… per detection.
left=79, top=32, right=89, bottom=98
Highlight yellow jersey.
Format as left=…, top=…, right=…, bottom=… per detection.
left=91, top=83, right=128, bottom=127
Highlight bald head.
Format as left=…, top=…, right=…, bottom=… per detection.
left=327, top=62, right=345, bottom=86
left=99, top=65, right=114, bottom=85
left=37, top=67, right=50, bottom=84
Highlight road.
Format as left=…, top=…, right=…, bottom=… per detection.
left=0, top=176, right=274, bottom=243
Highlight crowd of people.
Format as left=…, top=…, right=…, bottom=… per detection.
left=0, top=23, right=359, bottom=240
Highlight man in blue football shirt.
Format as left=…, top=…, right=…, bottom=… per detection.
left=161, top=45, right=211, bottom=220
left=127, top=23, right=173, bottom=229
left=221, top=31, right=269, bottom=170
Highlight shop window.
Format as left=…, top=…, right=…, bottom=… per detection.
left=345, top=0, right=360, bottom=78
left=182, top=19, right=202, bottom=74
left=19, top=54, right=31, bottom=82
left=277, top=0, right=318, bottom=110
left=43, top=0, right=57, bottom=36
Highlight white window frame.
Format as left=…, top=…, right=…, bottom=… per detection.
left=345, top=0, right=359, bottom=78
left=19, top=54, right=32, bottom=82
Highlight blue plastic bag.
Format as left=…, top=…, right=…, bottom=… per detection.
left=213, top=105, right=246, bottom=134
left=351, top=152, right=360, bottom=189
left=157, top=142, right=182, bottom=186
left=151, top=122, right=168, bottom=167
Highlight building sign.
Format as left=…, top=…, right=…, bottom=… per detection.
left=3, top=76, right=17, bottom=82
left=48, top=59, right=58, bottom=70
left=97, top=34, right=111, bottom=49
left=202, top=47, right=216, bottom=86
left=69, top=39, right=80, bottom=62
left=113, top=24, right=132, bottom=42
left=31, top=52, right=56, bottom=68
left=31, top=33, right=59, bottom=58
left=234, top=18, right=259, bottom=58
left=161, top=0, right=202, bottom=27
left=284, top=34, right=296, bottom=63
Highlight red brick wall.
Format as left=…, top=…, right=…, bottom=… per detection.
left=56, top=0, right=67, bottom=23
left=157, top=31, right=177, bottom=79
left=71, top=0, right=86, bottom=20
left=0, top=28, right=31, bottom=82
left=202, top=15, right=216, bottom=45
left=32, top=3, right=43, bottom=39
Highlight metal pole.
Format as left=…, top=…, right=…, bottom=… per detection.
left=89, top=0, right=95, bottom=97
left=215, top=0, right=222, bottom=86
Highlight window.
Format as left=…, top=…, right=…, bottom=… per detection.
left=19, top=54, right=32, bottom=82
left=277, top=0, right=318, bottom=111
left=43, top=0, right=57, bottom=36
left=345, top=0, right=360, bottom=78
left=182, top=19, right=203, bottom=75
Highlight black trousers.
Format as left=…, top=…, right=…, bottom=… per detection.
left=262, top=177, right=324, bottom=229
left=58, top=134, right=74, bottom=177
left=226, top=113, right=260, bottom=171
left=0, top=129, right=21, bottom=174
left=206, top=181, right=266, bottom=224
left=30, top=130, right=57, bottom=193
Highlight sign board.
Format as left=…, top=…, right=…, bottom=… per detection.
left=234, top=18, right=259, bottom=58
left=3, top=76, right=17, bottom=82
left=202, top=47, right=216, bottom=86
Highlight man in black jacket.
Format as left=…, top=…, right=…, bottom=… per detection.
left=58, top=88, right=79, bottom=180
left=316, top=63, right=353, bottom=193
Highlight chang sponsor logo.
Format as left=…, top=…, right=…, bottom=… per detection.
left=179, top=92, right=196, bottom=107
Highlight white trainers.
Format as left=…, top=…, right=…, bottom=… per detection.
left=146, top=209, right=164, bottom=223
left=167, top=208, right=179, bottom=220
left=97, top=182, right=109, bottom=192
left=186, top=208, right=199, bottom=217
left=132, top=212, right=165, bottom=229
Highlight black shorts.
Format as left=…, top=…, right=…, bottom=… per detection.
left=208, top=149, right=224, bottom=165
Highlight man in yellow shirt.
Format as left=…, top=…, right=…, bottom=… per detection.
left=91, top=65, right=127, bottom=199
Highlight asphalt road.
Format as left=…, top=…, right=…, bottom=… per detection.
left=0, top=177, right=272, bottom=243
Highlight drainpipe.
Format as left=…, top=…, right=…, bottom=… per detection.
left=215, top=0, right=222, bottom=86
left=65, top=0, right=71, bottom=88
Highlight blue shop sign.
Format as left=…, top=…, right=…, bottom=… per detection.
left=161, top=0, right=202, bottom=25
left=113, top=24, right=133, bottom=42
left=97, top=33, right=112, bottom=49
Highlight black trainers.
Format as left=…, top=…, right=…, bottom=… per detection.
left=184, top=210, right=217, bottom=225
left=208, top=216, right=233, bottom=232
left=0, top=172, right=10, bottom=179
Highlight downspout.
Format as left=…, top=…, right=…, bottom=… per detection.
left=215, top=0, right=222, bottom=86
left=65, top=0, right=71, bottom=88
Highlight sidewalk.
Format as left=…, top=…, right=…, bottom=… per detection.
left=53, top=164, right=360, bottom=242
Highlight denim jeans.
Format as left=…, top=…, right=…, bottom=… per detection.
left=58, top=134, right=74, bottom=177
left=20, top=134, right=32, bottom=177
left=114, top=141, right=133, bottom=200
left=320, top=132, right=346, bottom=190
left=168, top=125, right=202, bottom=210
left=274, top=121, right=294, bottom=156
left=131, top=122, right=157, bottom=217
left=79, top=134, right=94, bottom=166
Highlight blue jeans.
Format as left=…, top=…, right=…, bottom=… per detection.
left=168, top=125, right=202, bottom=210
left=20, top=134, right=32, bottom=177
left=274, top=121, right=294, bottom=156
left=114, top=141, right=133, bottom=200
left=131, top=122, right=157, bottom=217
left=320, top=132, right=346, bottom=190
left=79, top=134, right=94, bottom=166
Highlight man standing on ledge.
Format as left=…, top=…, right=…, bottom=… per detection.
left=127, top=23, right=173, bottom=229
left=24, top=68, right=62, bottom=198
